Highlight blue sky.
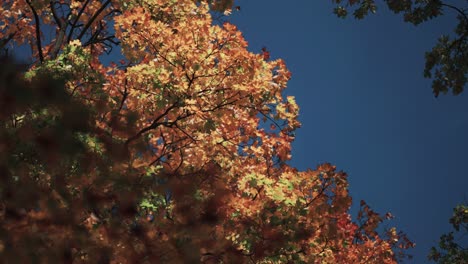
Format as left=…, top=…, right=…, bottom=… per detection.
left=229, top=1, right=468, bottom=263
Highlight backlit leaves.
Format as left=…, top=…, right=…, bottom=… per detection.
left=0, top=0, right=413, bottom=263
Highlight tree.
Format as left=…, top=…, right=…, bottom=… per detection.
left=1, top=0, right=413, bottom=263
left=330, top=0, right=468, bottom=97
left=428, top=203, right=468, bottom=263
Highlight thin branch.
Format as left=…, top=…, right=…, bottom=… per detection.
left=77, top=0, right=111, bottom=41
left=174, top=123, right=197, bottom=142
left=142, top=34, right=179, bottom=68
left=441, top=3, right=468, bottom=23
left=174, top=148, right=184, bottom=173
left=26, top=0, right=44, bottom=63
left=49, top=1, right=62, bottom=29
left=125, top=101, right=180, bottom=145
left=83, top=35, right=119, bottom=47
left=117, top=79, right=129, bottom=113
left=68, top=0, right=91, bottom=42
left=303, top=179, right=332, bottom=209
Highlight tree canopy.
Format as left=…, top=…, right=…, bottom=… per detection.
left=1, top=0, right=413, bottom=263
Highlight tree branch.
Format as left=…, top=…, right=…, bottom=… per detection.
left=26, top=0, right=44, bottom=63
left=125, top=101, right=181, bottom=146
left=49, top=1, right=67, bottom=59
left=441, top=3, right=468, bottom=23
left=77, top=0, right=112, bottom=41
left=67, top=0, right=91, bottom=43
left=49, top=1, right=63, bottom=29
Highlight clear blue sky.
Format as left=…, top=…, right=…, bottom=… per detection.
left=230, top=1, right=468, bottom=263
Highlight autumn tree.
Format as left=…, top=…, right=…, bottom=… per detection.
left=330, top=0, right=468, bottom=97
left=1, top=0, right=413, bottom=263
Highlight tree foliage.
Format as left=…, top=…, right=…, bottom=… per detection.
left=428, top=203, right=468, bottom=264
left=330, top=0, right=468, bottom=97
left=1, top=0, right=413, bottom=263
